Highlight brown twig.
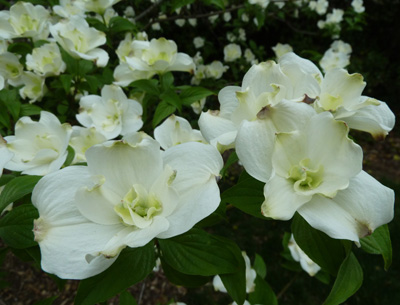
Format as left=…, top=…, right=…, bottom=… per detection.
left=277, top=273, right=299, bottom=300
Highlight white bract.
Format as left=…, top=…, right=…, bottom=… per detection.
left=32, top=133, right=223, bottom=279
left=75, top=0, right=121, bottom=14
left=320, top=40, right=351, bottom=73
left=288, top=235, right=321, bottom=276
left=272, top=43, right=293, bottom=59
left=0, top=52, right=24, bottom=87
left=0, top=2, right=50, bottom=41
left=69, top=126, right=107, bottom=163
left=154, top=115, right=207, bottom=150
left=315, top=68, right=395, bottom=138
left=53, top=0, right=86, bottom=18
left=26, top=42, right=66, bottom=77
left=4, top=111, right=72, bottom=176
left=76, top=84, right=143, bottom=139
left=18, top=71, right=48, bottom=103
left=0, top=136, right=14, bottom=177
left=50, top=16, right=109, bottom=67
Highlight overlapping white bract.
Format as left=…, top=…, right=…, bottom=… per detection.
left=49, top=15, right=109, bottom=67
left=199, top=52, right=395, bottom=242
left=288, top=235, right=321, bottom=276
left=32, top=133, right=223, bottom=279
left=76, top=84, right=143, bottom=139
left=3, top=111, right=72, bottom=176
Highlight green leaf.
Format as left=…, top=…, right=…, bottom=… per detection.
left=75, top=241, right=155, bottom=305
left=78, top=60, right=94, bottom=76
left=85, top=75, right=102, bottom=93
left=160, top=72, right=174, bottom=90
left=249, top=276, right=278, bottom=305
left=220, top=249, right=246, bottom=305
left=63, top=146, right=75, bottom=167
left=109, top=17, right=136, bottom=34
left=119, top=291, right=137, bottom=305
left=8, top=42, right=33, bottom=57
left=323, top=252, right=363, bottom=305
left=253, top=253, right=267, bottom=279
left=221, top=171, right=265, bottom=219
left=20, top=103, right=42, bottom=116
left=179, top=86, right=214, bottom=106
left=291, top=213, right=347, bottom=276
left=158, top=228, right=241, bottom=276
left=0, top=89, right=21, bottom=121
left=152, top=101, right=176, bottom=128
left=32, top=296, right=59, bottom=305
left=59, top=74, right=73, bottom=93
left=130, top=79, right=160, bottom=95
left=0, top=175, right=42, bottom=213
left=161, top=256, right=211, bottom=287
left=86, top=17, right=108, bottom=32
left=170, top=0, right=195, bottom=11
left=160, top=89, right=181, bottom=112
left=360, top=224, right=392, bottom=270
left=202, top=0, right=225, bottom=9
left=0, top=204, right=38, bottom=249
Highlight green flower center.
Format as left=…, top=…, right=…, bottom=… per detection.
left=289, top=158, right=324, bottom=192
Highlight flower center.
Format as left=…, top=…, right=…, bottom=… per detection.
left=114, top=184, right=162, bottom=228
left=289, top=158, right=324, bottom=192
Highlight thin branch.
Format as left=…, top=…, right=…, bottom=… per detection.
left=277, top=273, right=299, bottom=300
left=270, top=14, right=318, bottom=36
left=134, top=0, right=164, bottom=22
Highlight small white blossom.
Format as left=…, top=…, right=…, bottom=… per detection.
left=224, top=43, right=242, bottom=62
left=272, top=43, right=293, bottom=59
left=193, top=37, right=205, bottom=49
left=26, top=42, right=66, bottom=77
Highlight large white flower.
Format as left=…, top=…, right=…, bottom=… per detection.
left=199, top=53, right=319, bottom=153
left=124, top=38, right=195, bottom=75
left=0, top=2, right=50, bottom=41
left=261, top=112, right=363, bottom=220
left=49, top=15, right=109, bottom=67
left=32, top=133, right=223, bottom=279
left=76, top=84, right=143, bottom=139
left=4, top=111, right=72, bottom=175
left=26, top=42, right=66, bottom=77
left=75, top=0, right=121, bottom=14
left=0, top=136, right=14, bottom=177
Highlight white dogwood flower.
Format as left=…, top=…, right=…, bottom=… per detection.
left=223, top=43, right=242, bottom=62
left=0, top=136, right=14, bottom=177
left=26, top=42, right=66, bottom=77
left=4, top=111, right=72, bottom=175
left=0, top=2, right=50, bottom=41
left=69, top=126, right=107, bottom=163
left=76, top=85, right=143, bottom=139
left=154, top=115, right=207, bottom=150
left=32, top=133, right=223, bottom=279
left=18, top=72, right=48, bottom=103
left=50, top=15, right=109, bottom=67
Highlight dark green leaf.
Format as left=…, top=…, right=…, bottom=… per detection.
left=85, top=75, right=102, bottom=93
left=130, top=79, right=160, bottom=95
left=159, top=228, right=240, bottom=276
left=86, top=17, right=108, bottom=32
left=160, top=72, right=174, bottom=90
left=63, top=146, right=75, bottom=167
left=220, top=151, right=238, bottom=178
left=59, top=74, right=73, bottom=94
left=20, top=103, right=42, bottom=116
left=109, top=17, right=136, bottom=34
left=161, top=256, right=211, bottom=287
left=249, top=276, right=278, bottom=305
left=220, top=248, right=246, bottom=305
left=0, top=175, right=42, bottom=213
left=0, top=204, right=38, bottom=249
left=222, top=171, right=265, bottom=219
left=323, top=252, right=363, bottom=305
left=292, top=213, right=347, bottom=276
left=160, top=89, right=181, bottom=112
left=152, top=101, right=176, bottom=128
left=179, top=86, right=214, bottom=106
left=8, top=42, right=33, bottom=57
left=253, top=253, right=267, bottom=279
left=0, top=89, right=21, bottom=121
left=360, top=224, right=392, bottom=270
left=75, top=241, right=155, bottom=305
left=33, top=40, right=49, bottom=48
left=78, top=60, right=94, bottom=76
left=119, top=291, right=137, bottom=305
